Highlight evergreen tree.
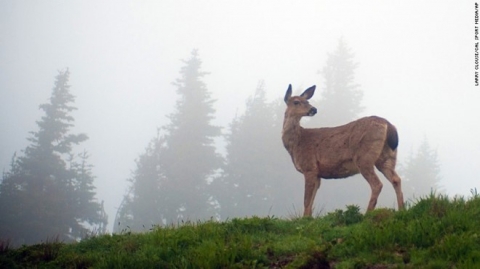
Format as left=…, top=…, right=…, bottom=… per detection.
left=0, top=69, right=107, bottom=245
left=402, top=138, right=442, bottom=199
left=217, top=82, right=275, bottom=217
left=213, top=82, right=302, bottom=219
left=70, top=151, right=108, bottom=235
left=158, top=49, right=222, bottom=223
left=114, top=134, right=165, bottom=232
left=309, top=37, right=364, bottom=127
left=116, top=50, right=222, bottom=229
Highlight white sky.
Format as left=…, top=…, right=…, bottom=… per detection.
left=1, top=1, right=479, bottom=231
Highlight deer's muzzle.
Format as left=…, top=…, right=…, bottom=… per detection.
left=308, top=107, right=317, bottom=116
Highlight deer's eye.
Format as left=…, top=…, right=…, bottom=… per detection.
left=293, top=100, right=300, bottom=105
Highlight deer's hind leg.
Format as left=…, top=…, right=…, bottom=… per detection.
left=355, top=139, right=385, bottom=212
left=376, top=152, right=404, bottom=210
left=358, top=165, right=383, bottom=212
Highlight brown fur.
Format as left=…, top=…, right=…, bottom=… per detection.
left=282, top=85, right=404, bottom=216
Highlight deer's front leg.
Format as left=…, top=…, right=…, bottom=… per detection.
left=303, top=172, right=320, bottom=217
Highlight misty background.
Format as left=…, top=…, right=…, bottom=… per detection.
left=1, top=1, right=479, bottom=242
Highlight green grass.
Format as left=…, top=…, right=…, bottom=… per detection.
left=3, top=192, right=480, bottom=268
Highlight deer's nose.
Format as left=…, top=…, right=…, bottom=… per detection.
left=308, top=107, right=317, bottom=116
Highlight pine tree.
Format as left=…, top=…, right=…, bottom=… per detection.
left=213, top=82, right=302, bottom=219
left=0, top=69, right=107, bottom=245
left=309, top=37, right=364, bottom=127
left=114, top=134, right=165, bottom=232
left=402, top=138, right=442, bottom=199
left=70, top=151, right=108, bottom=235
left=116, top=50, right=222, bottom=229
left=217, top=82, right=275, bottom=217
left=158, top=49, right=222, bottom=223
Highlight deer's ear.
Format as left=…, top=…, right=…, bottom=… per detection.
left=284, top=84, right=292, bottom=104
left=300, top=85, right=316, bottom=100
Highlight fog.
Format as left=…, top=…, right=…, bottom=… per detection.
left=1, top=1, right=478, bottom=232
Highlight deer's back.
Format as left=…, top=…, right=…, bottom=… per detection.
left=294, top=116, right=391, bottom=178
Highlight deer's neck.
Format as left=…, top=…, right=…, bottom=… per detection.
left=282, top=116, right=303, bottom=155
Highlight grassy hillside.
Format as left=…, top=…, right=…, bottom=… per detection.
left=2, top=193, right=480, bottom=268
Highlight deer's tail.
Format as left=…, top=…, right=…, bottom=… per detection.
left=386, top=122, right=399, bottom=150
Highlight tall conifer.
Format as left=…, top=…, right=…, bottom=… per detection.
left=402, top=138, right=442, bottom=198
left=0, top=69, right=107, bottom=245
left=309, top=37, right=364, bottom=127
left=159, top=49, right=222, bottom=222
left=214, top=82, right=301, bottom=218
left=115, top=50, right=222, bottom=230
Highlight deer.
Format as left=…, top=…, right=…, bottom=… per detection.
left=282, top=84, right=404, bottom=217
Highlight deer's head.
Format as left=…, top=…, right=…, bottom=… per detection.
left=284, top=84, right=317, bottom=118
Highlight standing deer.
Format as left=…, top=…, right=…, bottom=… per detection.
left=282, top=84, right=404, bottom=216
